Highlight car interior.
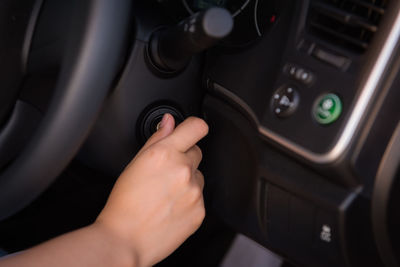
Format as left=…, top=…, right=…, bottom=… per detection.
left=0, top=0, right=399, bottom=266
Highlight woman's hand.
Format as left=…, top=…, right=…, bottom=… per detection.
left=96, top=114, right=209, bottom=267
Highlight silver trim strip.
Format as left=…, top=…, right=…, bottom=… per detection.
left=328, top=9, right=400, bottom=163
left=254, top=0, right=262, bottom=37
left=213, top=8, right=400, bottom=164
left=212, top=83, right=260, bottom=124
left=182, top=0, right=194, bottom=15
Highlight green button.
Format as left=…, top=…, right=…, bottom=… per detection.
left=313, top=93, right=342, bottom=125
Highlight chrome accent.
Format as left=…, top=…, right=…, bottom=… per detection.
left=212, top=83, right=259, bottom=125
left=338, top=185, right=363, bottom=267
left=254, top=0, right=261, bottom=37
left=182, top=0, right=194, bottom=15
left=233, top=0, right=251, bottom=17
left=324, top=9, right=400, bottom=163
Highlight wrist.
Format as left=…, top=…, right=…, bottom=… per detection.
left=91, top=221, right=141, bottom=267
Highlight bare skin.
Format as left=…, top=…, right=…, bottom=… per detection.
left=0, top=114, right=208, bottom=267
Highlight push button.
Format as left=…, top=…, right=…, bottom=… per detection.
left=284, top=63, right=314, bottom=85
left=313, top=93, right=342, bottom=125
left=271, top=85, right=300, bottom=118
left=295, top=68, right=313, bottom=84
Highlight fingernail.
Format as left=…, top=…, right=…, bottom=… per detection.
left=158, top=113, right=169, bottom=130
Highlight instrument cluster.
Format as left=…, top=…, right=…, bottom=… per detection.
left=157, top=0, right=280, bottom=47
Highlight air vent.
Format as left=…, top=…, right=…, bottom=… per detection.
left=308, top=0, right=388, bottom=53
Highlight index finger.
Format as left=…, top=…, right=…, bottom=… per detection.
left=163, top=117, right=209, bottom=152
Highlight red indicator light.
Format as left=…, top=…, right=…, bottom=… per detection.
left=270, top=15, right=276, bottom=23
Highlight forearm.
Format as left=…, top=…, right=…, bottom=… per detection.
left=0, top=223, right=137, bottom=267
left=0, top=116, right=207, bottom=267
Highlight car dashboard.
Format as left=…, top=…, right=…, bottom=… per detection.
left=0, top=0, right=399, bottom=266
left=155, top=1, right=400, bottom=266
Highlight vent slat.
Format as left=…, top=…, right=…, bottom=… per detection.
left=311, top=22, right=369, bottom=49
left=313, top=2, right=378, bottom=32
left=308, top=0, right=388, bottom=53
left=347, top=0, right=385, bottom=14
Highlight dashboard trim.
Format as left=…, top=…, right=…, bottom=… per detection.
left=254, top=0, right=261, bottom=37
left=211, top=83, right=260, bottom=125
left=211, top=7, right=400, bottom=164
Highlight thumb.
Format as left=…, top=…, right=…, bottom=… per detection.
left=141, top=113, right=175, bottom=150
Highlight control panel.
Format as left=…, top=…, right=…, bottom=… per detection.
left=205, top=0, right=390, bottom=165
left=261, top=40, right=357, bottom=156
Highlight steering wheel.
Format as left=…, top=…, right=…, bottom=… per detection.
left=0, top=0, right=132, bottom=220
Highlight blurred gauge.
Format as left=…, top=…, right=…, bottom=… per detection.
left=182, top=0, right=251, bottom=17
left=182, top=0, right=279, bottom=47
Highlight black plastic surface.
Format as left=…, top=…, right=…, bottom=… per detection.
left=372, top=123, right=400, bottom=267
left=388, top=168, right=400, bottom=266
left=202, top=95, right=357, bottom=267
left=267, top=185, right=291, bottom=247
left=77, top=41, right=204, bottom=177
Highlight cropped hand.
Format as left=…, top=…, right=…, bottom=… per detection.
left=96, top=114, right=209, bottom=267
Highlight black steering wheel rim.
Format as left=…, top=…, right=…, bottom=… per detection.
left=0, top=0, right=132, bottom=220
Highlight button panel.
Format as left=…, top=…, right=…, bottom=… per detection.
left=284, top=63, right=314, bottom=85
left=263, top=184, right=343, bottom=266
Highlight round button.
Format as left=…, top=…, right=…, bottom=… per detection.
left=313, top=93, right=342, bottom=125
left=271, top=85, right=300, bottom=118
